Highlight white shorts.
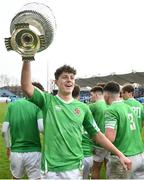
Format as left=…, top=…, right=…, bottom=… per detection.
left=10, top=152, right=41, bottom=179
left=106, top=155, right=130, bottom=179
left=82, top=156, right=93, bottom=179
left=106, top=153, right=144, bottom=179
left=93, top=146, right=109, bottom=162
left=42, top=168, right=82, bottom=179
left=128, top=152, right=144, bottom=179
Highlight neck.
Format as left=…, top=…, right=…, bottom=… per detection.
left=96, top=96, right=104, bottom=102
left=111, top=97, right=120, bottom=103
left=109, top=94, right=120, bottom=104
left=57, top=93, right=73, bottom=102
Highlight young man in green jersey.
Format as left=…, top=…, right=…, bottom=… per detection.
left=21, top=61, right=131, bottom=179
left=2, top=98, right=43, bottom=179
left=89, top=86, right=109, bottom=179
left=103, top=81, right=144, bottom=179
left=2, top=82, right=44, bottom=179
left=121, top=84, right=144, bottom=132
left=72, top=84, right=94, bottom=179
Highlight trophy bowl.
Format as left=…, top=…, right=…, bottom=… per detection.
left=5, top=2, right=56, bottom=60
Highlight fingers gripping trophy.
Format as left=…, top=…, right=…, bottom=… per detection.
left=5, top=2, right=56, bottom=61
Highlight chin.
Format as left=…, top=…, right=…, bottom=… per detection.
left=65, top=88, right=72, bottom=93
left=66, top=91, right=72, bottom=95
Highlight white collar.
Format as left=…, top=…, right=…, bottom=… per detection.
left=56, top=95, right=74, bottom=104
left=127, top=98, right=135, bottom=100
left=112, top=100, right=123, bottom=104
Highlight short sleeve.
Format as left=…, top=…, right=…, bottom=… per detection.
left=83, top=106, right=100, bottom=138
left=105, top=109, right=118, bottom=130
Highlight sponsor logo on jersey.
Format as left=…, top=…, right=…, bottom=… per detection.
left=55, top=105, right=62, bottom=111
left=74, top=108, right=81, bottom=116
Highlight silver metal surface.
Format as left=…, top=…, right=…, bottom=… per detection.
left=5, top=2, right=56, bottom=60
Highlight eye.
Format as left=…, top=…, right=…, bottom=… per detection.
left=62, top=75, right=67, bottom=79
left=70, top=76, right=75, bottom=80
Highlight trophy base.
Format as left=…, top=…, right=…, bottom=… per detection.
left=22, top=56, right=35, bottom=61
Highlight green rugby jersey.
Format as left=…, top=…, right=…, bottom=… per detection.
left=124, top=98, right=144, bottom=132
left=105, top=100, right=144, bottom=156
left=89, top=100, right=107, bottom=148
left=30, top=87, right=99, bottom=172
left=82, top=133, right=94, bottom=157
left=5, top=98, right=42, bottom=152
left=82, top=104, right=100, bottom=157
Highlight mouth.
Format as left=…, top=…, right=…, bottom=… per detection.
left=65, top=84, right=73, bottom=88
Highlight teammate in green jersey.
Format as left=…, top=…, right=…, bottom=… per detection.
left=21, top=61, right=131, bottom=179
left=72, top=84, right=94, bottom=179
left=103, top=81, right=144, bottom=179
left=89, top=86, right=109, bottom=179
left=2, top=97, right=43, bottom=179
left=121, top=84, right=144, bottom=132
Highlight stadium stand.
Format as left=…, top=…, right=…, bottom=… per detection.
left=0, top=86, right=23, bottom=97
left=76, top=71, right=144, bottom=87
left=0, top=88, right=20, bottom=102
left=0, top=89, right=17, bottom=97
left=76, top=71, right=144, bottom=103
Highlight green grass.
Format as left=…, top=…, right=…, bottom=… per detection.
left=0, top=135, right=11, bottom=179
left=0, top=102, right=7, bottom=124
left=0, top=102, right=11, bottom=179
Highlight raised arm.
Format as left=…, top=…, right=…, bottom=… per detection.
left=21, top=61, right=34, bottom=98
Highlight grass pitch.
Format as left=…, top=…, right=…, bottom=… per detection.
left=0, top=103, right=11, bottom=179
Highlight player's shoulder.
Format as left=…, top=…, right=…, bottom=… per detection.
left=73, top=99, right=89, bottom=108
left=9, top=98, right=24, bottom=106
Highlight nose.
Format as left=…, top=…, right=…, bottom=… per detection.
left=67, top=76, right=73, bottom=81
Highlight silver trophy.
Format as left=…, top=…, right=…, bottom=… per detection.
left=5, top=2, right=56, bottom=61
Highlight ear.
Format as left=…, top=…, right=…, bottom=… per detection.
left=55, top=79, right=58, bottom=86
left=94, top=92, right=97, bottom=97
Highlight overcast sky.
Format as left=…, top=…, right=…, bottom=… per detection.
left=1, top=0, right=144, bottom=89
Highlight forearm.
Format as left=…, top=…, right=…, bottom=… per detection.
left=21, top=61, right=34, bottom=97
left=2, top=132, right=10, bottom=148
left=2, top=122, right=10, bottom=148
left=94, top=132, right=123, bottom=158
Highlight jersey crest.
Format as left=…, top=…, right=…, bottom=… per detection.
left=73, top=108, right=81, bottom=116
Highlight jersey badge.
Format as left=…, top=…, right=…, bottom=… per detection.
left=74, top=108, right=81, bottom=116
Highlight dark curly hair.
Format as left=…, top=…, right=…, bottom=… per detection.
left=32, top=82, right=45, bottom=91
left=54, top=65, right=76, bottom=80
left=122, top=84, right=134, bottom=93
